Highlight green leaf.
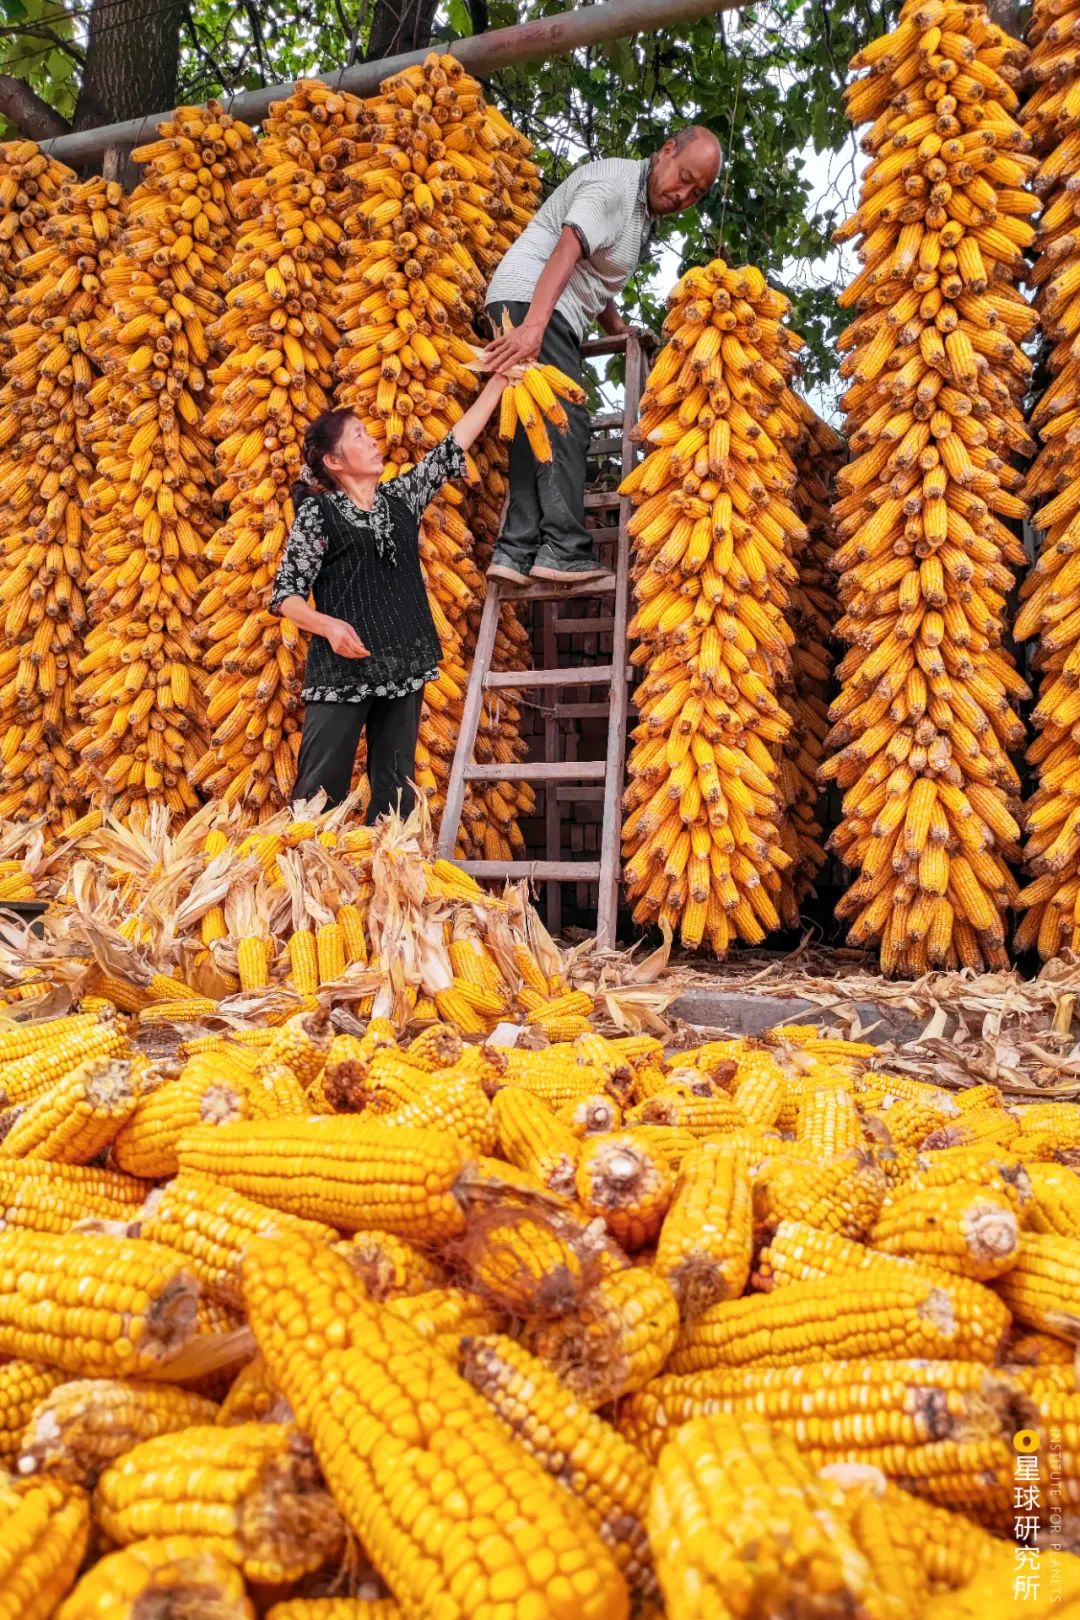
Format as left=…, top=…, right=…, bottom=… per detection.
left=447, top=0, right=472, bottom=37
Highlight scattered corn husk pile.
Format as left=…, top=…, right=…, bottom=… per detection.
left=191, top=82, right=364, bottom=814
left=775, top=405, right=846, bottom=924
left=330, top=53, right=540, bottom=856
left=68, top=105, right=258, bottom=825
left=0, top=176, right=125, bottom=833
left=0, top=1011, right=1078, bottom=1615
left=0, top=796, right=618, bottom=1043
left=620, top=258, right=809, bottom=954
left=824, top=0, right=1036, bottom=976
left=1015, top=0, right=1080, bottom=960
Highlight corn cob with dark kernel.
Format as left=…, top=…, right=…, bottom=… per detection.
left=242, top=1230, right=630, bottom=1620
left=526, top=1264, right=680, bottom=1408
left=575, top=1133, right=673, bottom=1250
left=54, top=1537, right=254, bottom=1620
left=94, top=1421, right=345, bottom=1585
left=18, top=1378, right=218, bottom=1488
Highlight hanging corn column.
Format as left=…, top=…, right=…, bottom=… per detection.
left=191, top=82, right=365, bottom=818
left=70, top=105, right=257, bottom=823
left=1015, top=0, right=1080, bottom=958
left=775, top=404, right=845, bottom=924
left=0, top=178, right=125, bottom=830
left=823, top=0, right=1037, bottom=975
left=331, top=52, right=540, bottom=847
left=620, top=259, right=808, bottom=953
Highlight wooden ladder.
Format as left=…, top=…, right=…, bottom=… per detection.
left=437, top=331, right=648, bottom=949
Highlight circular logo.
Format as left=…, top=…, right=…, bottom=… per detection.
left=1014, top=1429, right=1040, bottom=1454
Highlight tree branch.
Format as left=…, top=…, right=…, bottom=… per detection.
left=0, top=72, right=70, bottom=138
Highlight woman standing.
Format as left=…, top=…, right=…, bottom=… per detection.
left=271, top=373, right=508, bottom=821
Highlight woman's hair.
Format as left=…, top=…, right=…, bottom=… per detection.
left=289, top=408, right=354, bottom=510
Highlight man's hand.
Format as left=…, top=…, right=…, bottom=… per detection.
left=484, top=318, right=545, bottom=374
left=320, top=616, right=369, bottom=658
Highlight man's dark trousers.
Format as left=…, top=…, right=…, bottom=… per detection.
left=486, top=300, right=593, bottom=572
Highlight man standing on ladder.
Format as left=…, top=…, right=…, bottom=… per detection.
left=482, top=127, right=722, bottom=587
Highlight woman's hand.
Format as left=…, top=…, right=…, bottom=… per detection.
left=320, top=616, right=369, bottom=658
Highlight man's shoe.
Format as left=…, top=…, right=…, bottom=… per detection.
left=529, top=561, right=613, bottom=584
left=487, top=560, right=533, bottom=586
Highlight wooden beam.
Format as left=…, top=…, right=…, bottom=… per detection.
left=39, top=0, right=744, bottom=166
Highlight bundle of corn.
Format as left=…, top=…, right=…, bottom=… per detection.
left=1014, top=0, right=1080, bottom=958
left=0, top=178, right=125, bottom=833
left=774, top=403, right=845, bottom=923
left=620, top=257, right=808, bottom=953
left=191, top=83, right=365, bottom=819
left=331, top=52, right=540, bottom=849
left=0, top=141, right=74, bottom=327
left=68, top=104, right=257, bottom=824
left=823, top=0, right=1037, bottom=975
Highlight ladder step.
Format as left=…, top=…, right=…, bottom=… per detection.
left=502, top=576, right=617, bottom=601
left=585, top=490, right=621, bottom=508
left=459, top=860, right=603, bottom=881
left=463, top=760, right=606, bottom=783
left=484, top=664, right=615, bottom=690
left=555, top=786, right=605, bottom=802
left=552, top=616, right=615, bottom=634
left=549, top=702, right=612, bottom=719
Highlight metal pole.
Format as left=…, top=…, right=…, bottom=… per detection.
left=39, top=0, right=743, bottom=166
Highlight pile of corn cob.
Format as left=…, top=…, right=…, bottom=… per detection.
left=1015, top=0, right=1080, bottom=960
left=824, top=0, right=1037, bottom=975
left=0, top=797, right=604, bottom=1041
left=620, top=258, right=814, bottom=954
left=0, top=176, right=125, bottom=835
left=0, top=1011, right=1079, bottom=1616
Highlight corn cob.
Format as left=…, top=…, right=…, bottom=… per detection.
left=1, top=1055, right=137, bottom=1164
left=627, top=1089, right=748, bottom=1137
left=668, top=1269, right=1011, bottom=1374
left=648, top=1413, right=886, bottom=1619
left=112, top=1062, right=261, bottom=1179
left=825, top=0, right=1036, bottom=974
left=654, top=1139, right=753, bottom=1315
left=0, top=1159, right=145, bottom=1234
left=266, top=1604, right=400, bottom=1620
left=18, top=1378, right=218, bottom=1488
left=385, top=1285, right=502, bottom=1359
left=622, top=258, right=806, bottom=953
left=555, top=1093, right=622, bottom=1136
left=1024, top=1162, right=1080, bottom=1239
left=0, top=1014, right=124, bottom=1107
left=381, top=1076, right=496, bottom=1155
left=94, top=1422, right=344, bottom=1584
left=178, top=1116, right=468, bottom=1238
left=460, top=1333, right=658, bottom=1604
left=1009, top=1101, right=1080, bottom=1158
left=620, top=1356, right=1017, bottom=1460
left=995, top=1233, right=1080, bottom=1339
left=923, top=1546, right=1080, bottom=1617
left=130, top=1173, right=337, bottom=1309
left=54, top=1537, right=254, bottom=1620
left=70, top=107, right=256, bottom=822
left=870, top=1182, right=1020, bottom=1279
left=525, top=1264, right=679, bottom=1407
left=0, top=177, right=124, bottom=832
left=907, top=1145, right=1032, bottom=1210
left=0, top=1469, right=90, bottom=1620
left=334, top=1230, right=444, bottom=1300
left=217, top=1353, right=288, bottom=1426
left=259, top=1007, right=334, bottom=1089
left=754, top=1149, right=887, bottom=1238
left=491, top=1085, right=582, bottom=1197
left=0, top=1229, right=199, bottom=1377
left=242, top=1229, right=630, bottom=1619
left=0, top=1362, right=65, bottom=1466
left=574, top=1132, right=673, bottom=1249
left=456, top=1203, right=603, bottom=1318
left=795, top=1080, right=865, bottom=1158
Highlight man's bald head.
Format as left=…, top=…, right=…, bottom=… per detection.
left=647, top=126, right=722, bottom=217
